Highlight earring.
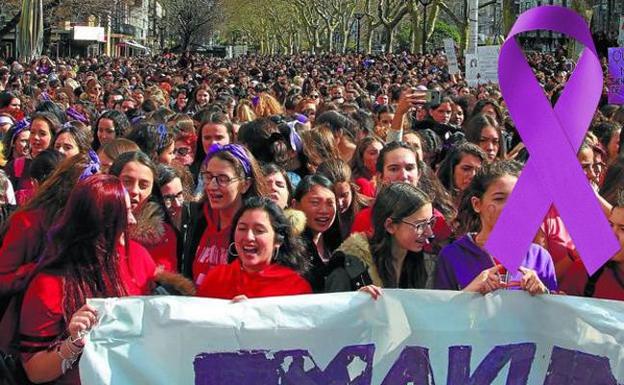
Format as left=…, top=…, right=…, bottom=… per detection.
left=228, top=242, right=239, bottom=257
left=272, top=244, right=281, bottom=260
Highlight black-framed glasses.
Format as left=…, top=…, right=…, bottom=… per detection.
left=201, top=172, right=242, bottom=187
left=401, top=216, right=437, bottom=234
left=162, top=191, right=184, bottom=207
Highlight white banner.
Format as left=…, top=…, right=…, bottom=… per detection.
left=80, top=290, right=624, bottom=384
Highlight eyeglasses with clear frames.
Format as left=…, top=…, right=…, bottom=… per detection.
left=201, top=172, right=242, bottom=187
left=401, top=216, right=437, bottom=234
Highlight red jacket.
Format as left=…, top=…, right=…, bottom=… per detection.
left=197, top=259, right=312, bottom=299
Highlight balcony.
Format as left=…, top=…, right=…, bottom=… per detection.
left=113, top=23, right=136, bottom=36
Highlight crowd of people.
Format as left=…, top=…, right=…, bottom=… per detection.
left=0, top=48, right=623, bottom=384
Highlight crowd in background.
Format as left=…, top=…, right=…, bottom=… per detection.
left=0, top=47, right=623, bottom=384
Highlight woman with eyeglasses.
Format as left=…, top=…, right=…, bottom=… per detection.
left=110, top=151, right=178, bottom=273
left=325, top=183, right=434, bottom=295
left=157, top=164, right=193, bottom=272
left=182, top=144, right=268, bottom=285
left=434, top=160, right=557, bottom=295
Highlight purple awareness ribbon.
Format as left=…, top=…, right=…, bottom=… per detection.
left=485, top=6, right=620, bottom=274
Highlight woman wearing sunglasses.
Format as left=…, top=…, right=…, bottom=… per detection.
left=325, top=182, right=434, bottom=296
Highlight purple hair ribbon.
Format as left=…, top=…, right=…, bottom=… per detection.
left=79, top=149, right=101, bottom=181
left=66, top=107, right=89, bottom=124
left=485, top=6, right=619, bottom=274
left=156, top=123, right=168, bottom=152
left=11, top=119, right=30, bottom=143
left=205, top=143, right=252, bottom=177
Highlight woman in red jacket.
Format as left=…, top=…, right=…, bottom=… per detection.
left=109, top=151, right=178, bottom=273
left=19, top=174, right=156, bottom=384
left=0, top=153, right=99, bottom=352
left=197, top=197, right=311, bottom=299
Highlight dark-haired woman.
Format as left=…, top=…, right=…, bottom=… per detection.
left=6, top=112, right=59, bottom=205
left=464, top=113, right=506, bottom=163
left=326, top=183, right=435, bottom=292
left=263, top=163, right=293, bottom=210
left=183, top=144, right=267, bottom=285
left=53, top=122, right=92, bottom=158
left=197, top=197, right=311, bottom=299
left=92, top=110, right=130, bottom=151
left=437, top=143, right=487, bottom=208
left=435, top=160, right=557, bottom=294
left=293, top=174, right=342, bottom=292
left=316, top=159, right=369, bottom=239
left=125, top=121, right=175, bottom=165
left=110, top=151, right=178, bottom=273
left=350, top=136, right=383, bottom=198
left=0, top=154, right=98, bottom=352
left=19, top=174, right=156, bottom=384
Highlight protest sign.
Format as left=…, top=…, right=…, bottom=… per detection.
left=80, top=290, right=624, bottom=385
left=443, top=38, right=460, bottom=75
left=465, top=53, right=480, bottom=87
left=477, top=45, right=500, bottom=84
left=609, top=47, right=624, bottom=104
left=619, top=16, right=624, bottom=47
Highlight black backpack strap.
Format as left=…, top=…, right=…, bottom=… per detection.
left=583, top=266, right=605, bottom=298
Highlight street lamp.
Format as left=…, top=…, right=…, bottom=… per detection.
left=354, top=12, right=364, bottom=54
left=418, top=0, right=433, bottom=54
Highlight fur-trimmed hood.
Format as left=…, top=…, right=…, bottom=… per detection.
left=284, top=208, right=306, bottom=236
left=129, top=201, right=167, bottom=247
left=335, top=232, right=383, bottom=287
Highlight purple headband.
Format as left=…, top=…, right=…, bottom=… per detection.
left=156, top=124, right=168, bottom=152
left=66, top=107, right=89, bottom=124
left=205, top=143, right=252, bottom=177
left=11, top=119, right=30, bottom=143
left=79, top=149, right=101, bottom=181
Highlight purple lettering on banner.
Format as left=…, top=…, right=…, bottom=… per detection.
left=487, top=6, right=620, bottom=274
left=543, top=346, right=622, bottom=385
left=380, top=346, right=435, bottom=385
left=446, top=343, right=535, bottom=385
left=193, top=344, right=374, bottom=385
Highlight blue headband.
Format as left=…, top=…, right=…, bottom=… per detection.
left=205, top=143, right=252, bottom=177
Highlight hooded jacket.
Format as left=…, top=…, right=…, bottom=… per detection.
left=434, top=234, right=558, bottom=291
left=130, top=201, right=178, bottom=273
left=324, top=232, right=382, bottom=293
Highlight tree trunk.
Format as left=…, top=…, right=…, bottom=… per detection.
left=385, top=25, right=394, bottom=53
left=365, top=19, right=373, bottom=54
left=426, top=3, right=439, bottom=42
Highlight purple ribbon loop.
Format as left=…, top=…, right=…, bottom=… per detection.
left=485, top=5, right=620, bottom=274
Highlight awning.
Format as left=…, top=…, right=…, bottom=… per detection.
left=119, top=40, right=150, bottom=51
